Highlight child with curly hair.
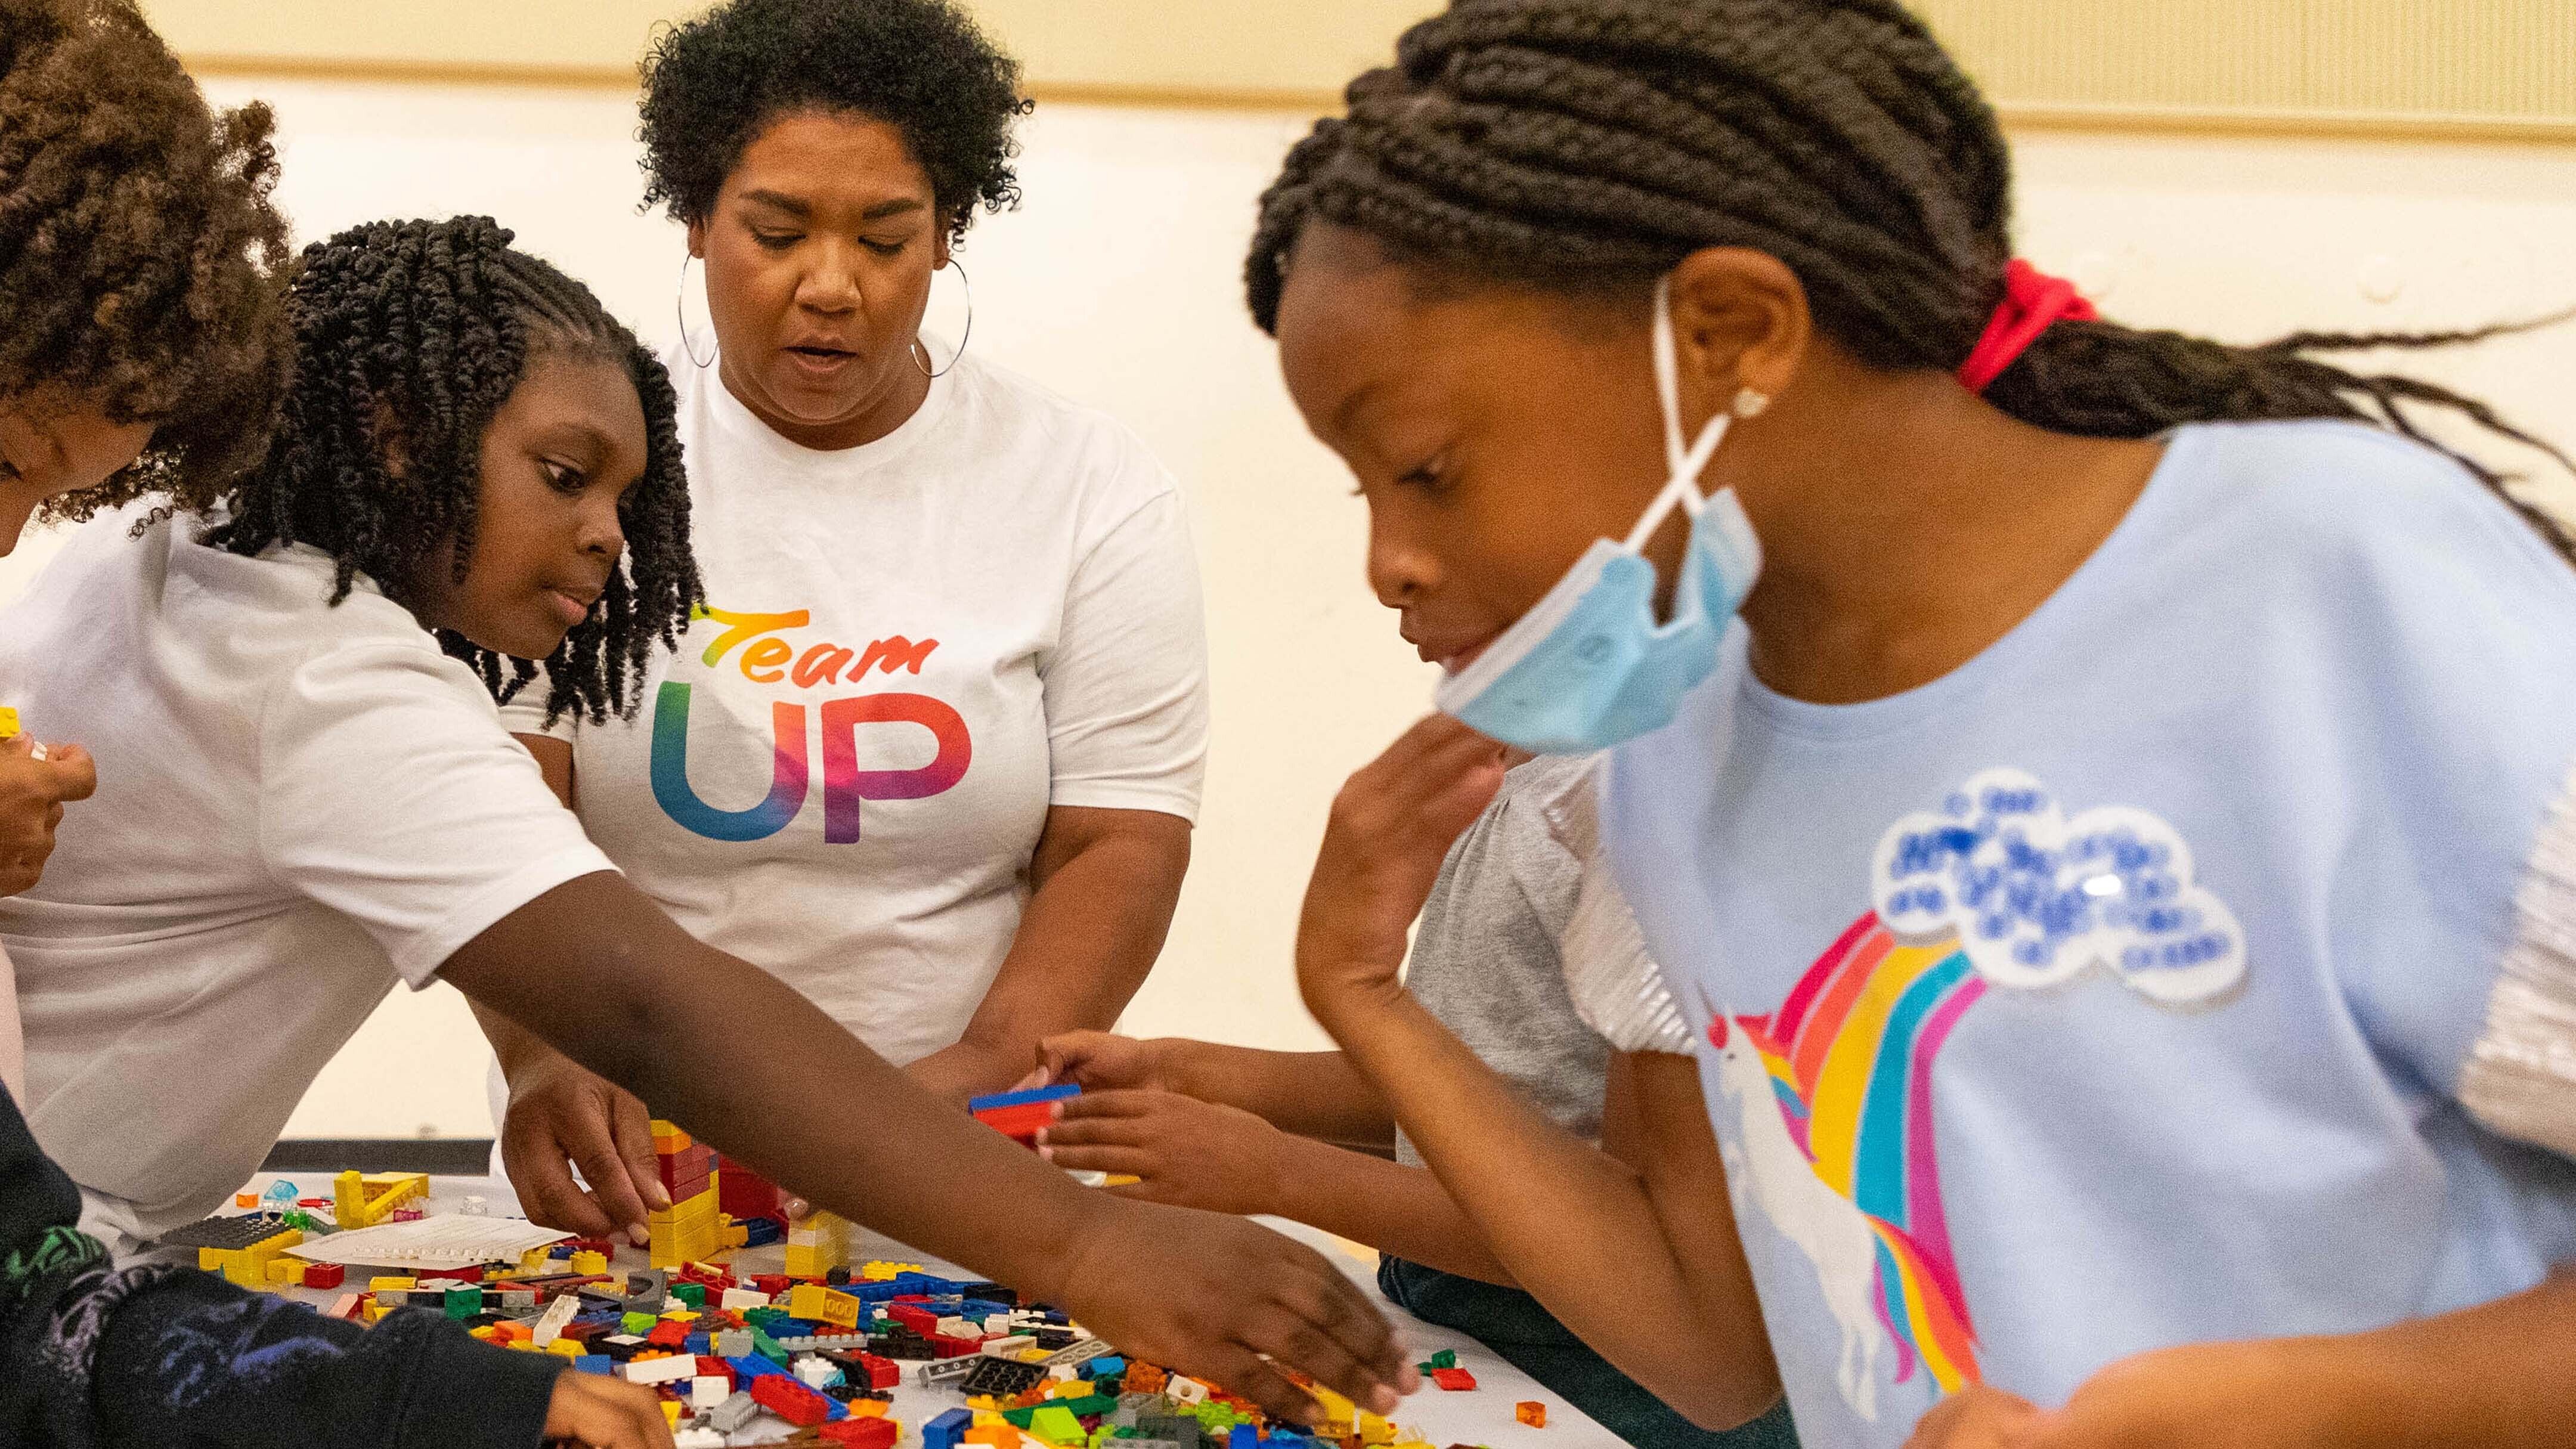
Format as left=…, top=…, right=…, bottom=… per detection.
left=1, top=213, right=1410, bottom=1428
left=0, top=0, right=293, bottom=1100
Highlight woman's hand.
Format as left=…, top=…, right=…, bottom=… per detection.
left=1037, top=1088, right=1287, bottom=1216
left=1011, top=1029, right=1182, bottom=1094
left=0, top=733, right=94, bottom=896
left=1296, top=716, right=1507, bottom=1032
left=496, top=1048, right=668, bottom=1244
left=544, top=1368, right=677, bottom=1448
left=1051, top=1196, right=1418, bottom=1426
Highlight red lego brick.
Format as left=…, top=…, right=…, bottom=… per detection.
left=417, top=1265, right=483, bottom=1283
left=931, top=1334, right=980, bottom=1358
left=856, top=1352, right=899, bottom=1390
left=970, top=1103, right=1054, bottom=1144
left=1429, top=1368, right=1476, bottom=1392
left=887, top=1304, right=937, bottom=1336
left=695, top=1356, right=732, bottom=1383
left=819, top=1418, right=897, bottom=1449
left=718, top=1156, right=782, bottom=1221
left=750, top=1374, right=832, bottom=1428
left=753, top=1274, right=791, bottom=1298
left=647, top=1320, right=689, bottom=1349
left=302, top=1263, right=345, bottom=1290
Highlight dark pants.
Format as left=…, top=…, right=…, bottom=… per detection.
left=1377, top=1255, right=1799, bottom=1449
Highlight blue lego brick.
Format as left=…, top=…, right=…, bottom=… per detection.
left=924, top=1408, right=975, bottom=1449
left=573, top=1355, right=614, bottom=1376
left=684, top=1332, right=711, bottom=1355
left=892, top=1271, right=964, bottom=1296
left=966, top=1083, right=1080, bottom=1113
left=726, top=1353, right=789, bottom=1382
left=767, top=1315, right=822, bottom=1337
left=1230, top=1425, right=1259, bottom=1449
left=1088, top=1357, right=1126, bottom=1379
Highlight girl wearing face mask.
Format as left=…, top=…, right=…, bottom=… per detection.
left=0, top=0, right=293, bottom=1104
left=478, top=0, right=1211, bottom=1241
left=1257, top=2, right=2576, bottom=1446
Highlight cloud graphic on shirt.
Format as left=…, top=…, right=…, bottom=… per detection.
left=1869, top=767, right=2245, bottom=1005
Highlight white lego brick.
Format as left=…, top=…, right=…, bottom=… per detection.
left=624, top=1355, right=698, bottom=1386
left=692, top=1375, right=732, bottom=1409
left=722, top=1287, right=770, bottom=1311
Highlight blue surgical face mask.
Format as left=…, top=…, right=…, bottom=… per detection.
left=1433, top=276, right=1762, bottom=755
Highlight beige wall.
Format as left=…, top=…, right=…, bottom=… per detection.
left=143, top=0, right=2576, bottom=138
left=4, top=59, right=2574, bottom=1137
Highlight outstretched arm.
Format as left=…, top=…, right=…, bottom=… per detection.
left=439, top=871, right=1413, bottom=1425
left=1293, top=716, right=1780, bottom=1431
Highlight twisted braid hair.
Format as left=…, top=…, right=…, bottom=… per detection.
left=0, top=0, right=291, bottom=519
left=208, top=218, right=702, bottom=726
left=1247, top=0, right=2576, bottom=561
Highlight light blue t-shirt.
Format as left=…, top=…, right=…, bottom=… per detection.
left=1602, top=420, right=2576, bottom=1445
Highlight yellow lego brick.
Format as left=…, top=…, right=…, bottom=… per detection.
left=0, top=707, right=17, bottom=739
left=334, top=1171, right=428, bottom=1228
left=364, top=1301, right=390, bottom=1323
left=370, top=1277, right=418, bottom=1291
left=649, top=1119, right=691, bottom=1151
left=264, top=1258, right=305, bottom=1287
left=846, top=1400, right=890, bottom=1420
left=661, top=1401, right=682, bottom=1429
left=568, top=1251, right=607, bottom=1275
left=1359, top=1412, right=1395, bottom=1444
left=549, top=1337, right=583, bottom=1358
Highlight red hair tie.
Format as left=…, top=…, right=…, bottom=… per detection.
left=1956, top=259, right=2097, bottom=394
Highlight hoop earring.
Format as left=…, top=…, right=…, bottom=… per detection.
left=909, top=259, right=974, bottom=379
left=676, top=254, right=714, bottom=370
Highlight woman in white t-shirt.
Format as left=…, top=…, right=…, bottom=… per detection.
left=0, top=216, right=1403, bottom=1423
left=482, top=0, right=1209, bottom=1239
left=0, top=6, right=293, bottom=1106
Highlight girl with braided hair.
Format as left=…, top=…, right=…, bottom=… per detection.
left=1265, top=2, right=2576, bottom=1445
left=1, top=213, right=1413, bottom=1431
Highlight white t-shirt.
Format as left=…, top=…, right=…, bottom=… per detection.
left=0, top=508, right=615, bottom=1249
left=496, top=349, right=1208, bottom=1070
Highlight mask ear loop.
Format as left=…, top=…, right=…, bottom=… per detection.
left=1630, top=277, right=1736, bottom=552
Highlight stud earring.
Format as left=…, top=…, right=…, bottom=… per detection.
left=1732, top=386, right=1771, bottom=419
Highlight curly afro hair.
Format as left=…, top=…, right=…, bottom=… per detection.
left=208, top=218, right=703, bottom=727
left=0, top=0, right=292, bottom=521
left=638, top=0, right=1029, bottom=243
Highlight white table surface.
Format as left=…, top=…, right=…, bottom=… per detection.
left=205, top=1173, right=1617, bottom=1448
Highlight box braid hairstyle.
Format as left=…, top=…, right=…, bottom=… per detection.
left=206, top=218, right=702, bottom=726
left=0, top=0, right=291, bottom=519
left=1246, top=0, right=2576, bottom=564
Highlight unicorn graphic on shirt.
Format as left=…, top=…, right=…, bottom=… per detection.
left=1710, top=917, right=1986, bottom=1420
left=1713, top=768, right=2247, bottom=1421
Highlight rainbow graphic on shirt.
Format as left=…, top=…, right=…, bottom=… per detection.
left=1709, top=767, right=2246, bottom=1422
left=648, top=603, right=972, bottom=843
left=1711, top=913, right=1984, bottom=1414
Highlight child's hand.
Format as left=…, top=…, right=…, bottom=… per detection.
left=1050, top=1196, right=1417, bottom=1426
left=1296, top=716, right=1507, bottom=1030
left=497, top=1050, right=668, bottom=1245
left=1037, top=1089, right=1285, bottom=1216
left=1012, top=1030, right=1180, bottom=1094
left=0, top=733, right=95, bottom=897
left=543, top=1369, right=676, bottom=1448
left=1904, top=1341, right=2326, bottom=1449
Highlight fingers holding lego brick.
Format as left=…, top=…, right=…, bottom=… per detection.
left=1028, top=1030, right=1172, bottom=1093
left=499, top=1056, right=663, bottom=1244
left=1190, top=1341, right=1331, bottom=1428
left=543, top=1367, right=679, bottom=1448
left=1039, top=1091, right=1286, bottom=1217
left=0, top=733, right=92, bottom=896
left=1052, top=1203, right=1410, bottom=1423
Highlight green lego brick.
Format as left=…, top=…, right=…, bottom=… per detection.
left=623, top=1311, right=658, bottom=1336
left=444, top=1286, right=481, bottom=1320
left=670, top=1283, right=706, bottom=1308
